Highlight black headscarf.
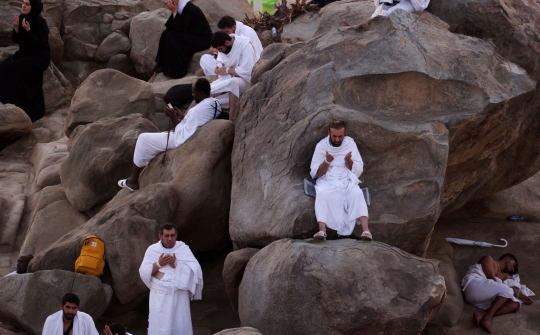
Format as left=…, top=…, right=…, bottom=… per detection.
left=18, top=0, right=44, bottom=25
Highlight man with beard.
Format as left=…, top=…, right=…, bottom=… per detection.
left=42, top=293, right=99, bottom=334
left=462, top=253, right=534, bottom=333
left=117, top=78, right=222, bottom=191
left=310, top=120, right=372, bottom=241
left=139, top=223, right=203, bottom=335
left=208, top=31, right=257, bottom=122
left=199, top=15, right=263, bottom=76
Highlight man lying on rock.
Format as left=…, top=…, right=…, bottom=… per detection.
left=209, top=31, right=257, bottom=122
left=200, top=15, right=263, bottom=76
left=310, top=120, right=372, bottom=241
left=462, top=253, right=534, bottom=333
left=43, top=293, right=99, bottom=335
left=4, top=254, right=33, bottom=276
left=118, top=78, right=222, bottom=191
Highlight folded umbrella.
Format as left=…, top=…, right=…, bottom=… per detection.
left=445, top=238, right=508, bottom=248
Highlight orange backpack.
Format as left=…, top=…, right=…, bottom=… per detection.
left=75, top=235, right=105, bottom=276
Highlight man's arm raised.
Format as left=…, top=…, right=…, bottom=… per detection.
left=316, top=151, right=334, bottom=178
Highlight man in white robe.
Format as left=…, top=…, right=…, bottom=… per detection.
left=208, top=31, right=257, bottom=122
left=371, top=0, right=430, bottom=18
left=118, top=78, right=222, bottom=191
left=310, top=120, right=372, bottom=241
left=462, top=254, right=534, bottom=333
left=200, top=16, right=263, bottom=76
left=139, top=223, right=203, bottom=335
left=42, top=293, right=99, bottom=335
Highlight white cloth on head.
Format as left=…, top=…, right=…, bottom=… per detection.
left=139, top=241, right=203, bottom=335
left=210, top=34, right=257, bottom=107
left=177, top=0, right=190, bottom=14
left=132, top=97, right=221, bottom=167
left=310, top=136, right=368, bottom=236
left=200, top=22, right=263, bottom=76
left=372, top=0, right=430, bottom=18
left=461, top=264, right=520, bottom=310
left=42, top=310, right=99, bottom=335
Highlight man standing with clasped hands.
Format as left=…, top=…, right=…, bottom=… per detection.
left=139, top=223, right=203, bottom=335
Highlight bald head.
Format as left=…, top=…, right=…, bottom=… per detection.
left=16, top=254, right=33, bottom=273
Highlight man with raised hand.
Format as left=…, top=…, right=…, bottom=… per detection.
left=139, top=223, right=203, bottom=335
left=310, top=120, right=372, bottom=241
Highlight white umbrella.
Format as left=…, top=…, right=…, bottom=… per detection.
left=445, top=238, right=508, bottom=248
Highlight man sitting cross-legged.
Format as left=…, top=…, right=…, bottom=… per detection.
left=310, top=120, right=372, bottom=241
left=462, top=253, right=534, bottom=333
left=200, top=15, right=263, bottom=76
left=118, top=78, right=222, bottom=191
left=209, top=31, right=257, bottom=122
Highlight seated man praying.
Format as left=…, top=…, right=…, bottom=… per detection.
left=118, top=78, right=222, bottom=191
left=462, top=253, right=534, bottom=333
left=310, top=120, right=372, bottom=241
left=209, top=31, right=257, bottom=122
left=200, top=15, right=263, bottom=76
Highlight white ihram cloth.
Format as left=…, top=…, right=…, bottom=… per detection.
left=461, top=264, right=526, bottom=310
left=133, top=97, right=221, bottom=167
left=42, top=310, right=99, bottom=335
left=200, top=21, right=263, bottom=76
left=210, top=35, right=257, bottom=108
left=371, top=0, right=430, bottom=18
left=177, top=0, right=190, bottom=14
left=310, top=136, right=368, bottom=236
left=139, top=241, right=203, bottom=335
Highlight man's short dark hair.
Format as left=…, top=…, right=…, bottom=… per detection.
left=159, top=223, right=178, bottom=235
left=328, top=120, right=346, bottom=131
left=217, top=16, right=236, bottom=29
left=211, top=31, right=232, bottom=48
left=499, top=253, right=519, bottom=275
left=61, top=293, right=80, bottom=306
left=108, top=323, right=126, bottom=335
left=194, top=78, right=211, bottom=96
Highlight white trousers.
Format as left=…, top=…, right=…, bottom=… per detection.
left=200, top=54, right=217, bottom=76
left=463, top=277, right=517, bottom=310
left=133, top=132, right=176, bottom=168
left=210, top=77, right=250, bottom=109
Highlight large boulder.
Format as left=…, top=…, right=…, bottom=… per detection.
left=230, top=10, right=536, bottom=256
left=60, top=114, right=158, bottom=212
left=0, top=104, right=32, bottom=141
left=0, top=6, right=19, bottom=47
left=30, top=137, right=68, bottom=188
left=139, top=120, right=234, bottom=252
left=64, top=69, right=156, bottom=136
left=428, top=0, right=540, bottom=214
left=281, top=11, right=320, bottom=44
left=0, top=270, right=112, bottom=335
left=315, top=0, right=374, bottom=37
left=214, top=328, right=263, bottom=335
left=95, top=31, right=131, bottom=62
left=29, top=183, right=178, bottom=305
left=0, top=194, right=25, bottom=250
left=129, top=9, right=169, bottom=78
left=222, top=248, right=259, bottom=313
left=43, top=63, right=74, bottom=114
left=251, top=42, right=304, bottom=84
left=239, top=239, right=446, bottom=335
left=107, top=54, right=138, bottom=77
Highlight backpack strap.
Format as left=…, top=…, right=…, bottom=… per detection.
left=213, top=99, right=222, bottom=120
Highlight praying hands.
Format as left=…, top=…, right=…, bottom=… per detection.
left=345, top=151, right=353, bottom=170
left=22, top=18, right=30, bottom=31
left=158, top=253, right=177, bottom=268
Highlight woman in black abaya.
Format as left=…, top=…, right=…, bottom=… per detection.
left=154, top=0, right=212, bottom=79
left=0, top=0, right=50, bottom=121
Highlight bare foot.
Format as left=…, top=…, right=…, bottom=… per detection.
left=480, top=318, right=493, bottom=334
left=473, top=311, right=484, bottom=326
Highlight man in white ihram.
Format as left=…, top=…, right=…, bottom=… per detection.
left=208, top=31, right=257, bottom=122
left=200, top=15, right=262, bottom=77
left=139, top=223, right=203, bottom=335
left=311, top=120, right=373, bottom=241
left=42, top=293, right=99, bottom=335
left=372, top=0, right=430, bottom=18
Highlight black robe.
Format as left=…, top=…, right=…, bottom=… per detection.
left=0, top=0, right=50, bottom=121
left=155, top=2, right=212, bottom=79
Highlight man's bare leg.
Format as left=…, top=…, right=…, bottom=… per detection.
left=318, top=222, right=326, bottom=232
left=229, top=92, right=239, bottom=122
left=126, top=164, right=143, bottom=190
left=359, top=216, right=369, bottom=232
left=474, top=300, right=519, bottom=326
left=477, top=296, right=513, bottom=333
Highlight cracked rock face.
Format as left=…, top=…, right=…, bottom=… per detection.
left=238, top=239, right=446, bottom=335
left=230, top=10, right=535, bottom=256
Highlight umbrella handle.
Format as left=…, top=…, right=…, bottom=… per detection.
left=493, top=239, right=508, bottom=248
